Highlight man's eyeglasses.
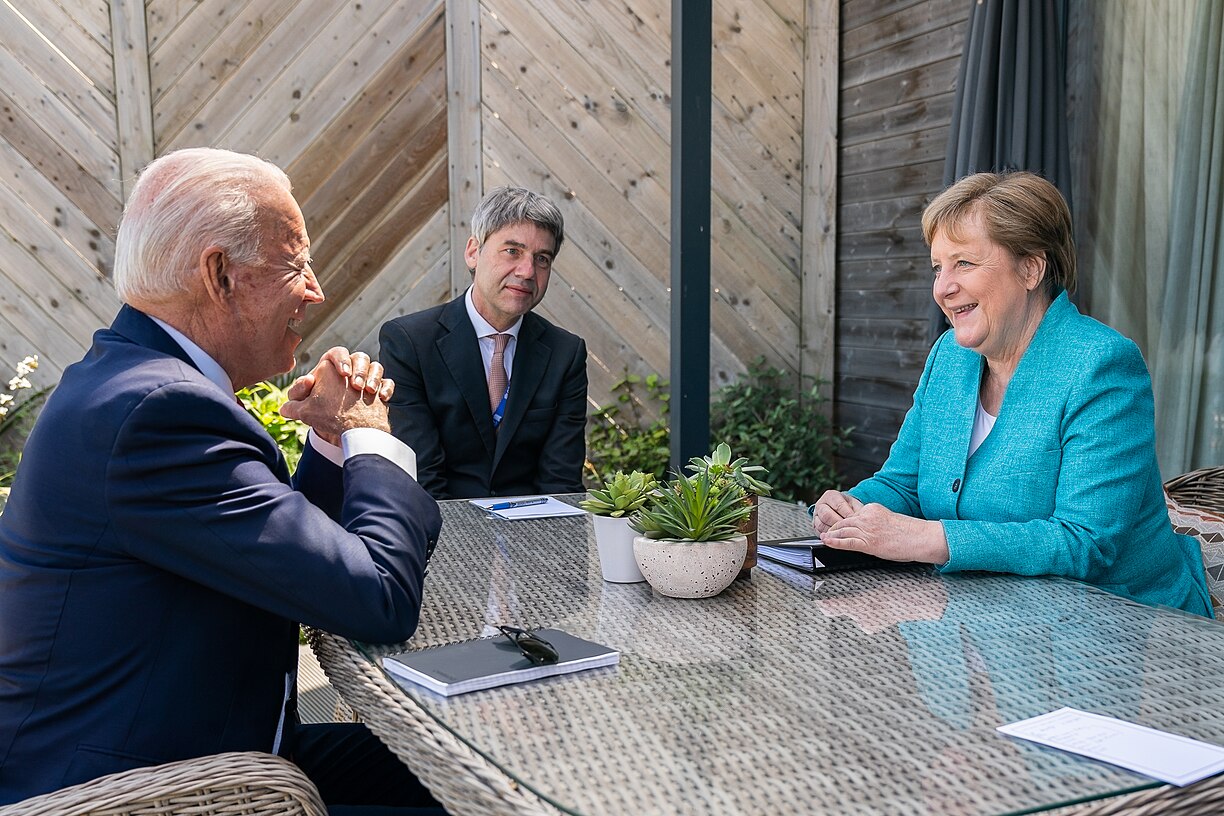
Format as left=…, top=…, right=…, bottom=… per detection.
left=497, top=625, right=559, bottom=665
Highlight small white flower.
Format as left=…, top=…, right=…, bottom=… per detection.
left=0, top=394, right=12, bottom=405
left=0, top=406, right=7, bottom=417
left=8, top=376, right=30, bottom=391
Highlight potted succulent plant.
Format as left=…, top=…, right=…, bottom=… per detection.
left=628, top=468, right=753, bottom=598
left=686, top=443, right=772, bottom=577
left=580, top=470, right=658, bottom=582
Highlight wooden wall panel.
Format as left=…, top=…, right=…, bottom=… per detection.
left=835, top=0, right=968, bottom=483
left=480, top=0, right=807, bottom=413
left=0, top=1, right=122, bottom=379
left=0, top=0, right=449, bottom=393
left=147, top=0, right=450, bottom=363
left=0, top=0, right=967, bottom=490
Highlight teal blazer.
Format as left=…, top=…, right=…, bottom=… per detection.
left=850, top=293, right=1213, bottom=617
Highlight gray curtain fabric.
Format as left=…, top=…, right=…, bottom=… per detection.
left=1152, top=0, right=1224, bottom=473
left=932, top=0, right=1071, bottom=342
left=944, top=0, right=1071, bottom=196
left=1074, top=0, right=1221, bottom=474
left=1076, top=2, right=1193, bottom=361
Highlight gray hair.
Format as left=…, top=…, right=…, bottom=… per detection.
left=470, top=186, right=564, bottom=255
left=113, top=148, right=292, bottom=305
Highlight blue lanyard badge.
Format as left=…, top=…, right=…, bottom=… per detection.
left=492, top=387, right=509, bottom=428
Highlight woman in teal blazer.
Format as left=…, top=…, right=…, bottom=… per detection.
left=813, top=172, right=1212, bottom=618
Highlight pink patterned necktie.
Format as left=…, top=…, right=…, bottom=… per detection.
left=488, top=333, right=510, bottom=414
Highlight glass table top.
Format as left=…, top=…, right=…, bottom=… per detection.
left=356, top=496, right=1224, bottom=815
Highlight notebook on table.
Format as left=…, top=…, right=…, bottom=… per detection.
left=382, top=628, right=619, bottom=697
left=757, top=537, right=897, bottom=573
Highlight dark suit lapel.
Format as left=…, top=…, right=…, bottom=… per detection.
left=436, top=297, right=497, bottom=455
left=493, top=314, right=550, bottom=469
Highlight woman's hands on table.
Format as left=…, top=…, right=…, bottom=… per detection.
left=813, top=490, right=950, bottom=565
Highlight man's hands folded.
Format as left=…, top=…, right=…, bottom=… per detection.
left=281, top=347, right=394, bottom=445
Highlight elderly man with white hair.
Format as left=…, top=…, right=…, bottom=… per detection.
left=0, top=148, right=446, bottom=814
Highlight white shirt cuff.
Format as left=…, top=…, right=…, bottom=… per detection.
left=307, top=428, right=418, bottom=480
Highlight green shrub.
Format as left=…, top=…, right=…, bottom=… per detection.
left=584, top=359, right=848, bottom=504
left=711, top=358, right=848, bottom=503
left=237, top=381, right=309, bottom=470
left=0, top=355, right=50, bottom=495
left=584, top=371, right=670, bottom=487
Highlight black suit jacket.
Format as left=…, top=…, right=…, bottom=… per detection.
left=379, top=294, right=588, bottom=499
left=0, top=306, right=441, bottom=804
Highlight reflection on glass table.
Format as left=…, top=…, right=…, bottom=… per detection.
left=309, top=496, right=1224, bottom=816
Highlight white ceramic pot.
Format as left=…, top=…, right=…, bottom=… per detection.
left=592, top=514, right=646, bottom=583
left=632, top=535, right=748, bottom=598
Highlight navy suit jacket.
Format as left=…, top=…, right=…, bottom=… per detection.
left=0, top=306, right=441, bottom=804
left=379, top=294, right=587, bottom=499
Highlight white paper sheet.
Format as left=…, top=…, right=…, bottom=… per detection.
left=998, top=707, right=1224, bottom=786
left=468, top=496, right=587, bottom=520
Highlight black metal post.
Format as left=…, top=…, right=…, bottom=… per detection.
left=670, top=0, right=712, bottom=471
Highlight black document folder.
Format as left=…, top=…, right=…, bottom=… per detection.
left=757, top=537, right=892, bottom=573
left=382, top=628, right=619, bottom=697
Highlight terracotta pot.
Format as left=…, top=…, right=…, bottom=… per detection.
left=632, top=535, right=748, bottom=598
left=736, top=494, right=759, bottom=579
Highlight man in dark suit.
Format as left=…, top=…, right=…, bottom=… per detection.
left=379, top=187, right=587, bottom=499
left=0, top=148, right=443, bottom=814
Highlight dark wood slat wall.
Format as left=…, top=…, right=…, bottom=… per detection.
left=836, top=0, right=969, bottom=484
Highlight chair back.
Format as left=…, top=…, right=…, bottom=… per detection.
left=0, top=751, right=326, bottom=816
left=1164, top=466, right=1224, bottom=611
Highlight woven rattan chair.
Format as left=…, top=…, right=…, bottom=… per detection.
left=1165, top=467, right=1224, bottom=514
left=1051, top=772, right=1224, bottom=815
left=0, top=751, right=326, bottom=816
left=306, top=628, right=563, bottom=816
left=1164, top=466, right=1224, bottom=609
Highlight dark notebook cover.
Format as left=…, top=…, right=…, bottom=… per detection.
left=757, top=538, right=894, bottom=573
left=382, top=628, right=620, bottom=697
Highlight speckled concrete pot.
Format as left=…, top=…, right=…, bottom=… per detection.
left=632, top=535, right=748, bottom=598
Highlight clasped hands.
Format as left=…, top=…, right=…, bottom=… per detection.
left=812, top=490, right=950, bottom=565
left=280, top=347, right=393, bottom=446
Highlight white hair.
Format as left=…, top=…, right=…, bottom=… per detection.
left=113, top=148, right=292, bottom=304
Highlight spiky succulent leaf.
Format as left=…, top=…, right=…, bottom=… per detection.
left=629, top=471, right=752, bottom=541
left=579, top=470, right=659, bottom=517
left=685, top=442, right=773, bottom=497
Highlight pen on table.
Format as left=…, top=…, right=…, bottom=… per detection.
left=488, top=497, right=549, bottom=511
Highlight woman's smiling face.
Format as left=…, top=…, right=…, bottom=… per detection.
left=930, top=211, right=1047, bottom=366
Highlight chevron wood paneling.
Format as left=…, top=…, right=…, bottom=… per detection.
left=0, top=0, right=450, bottom=386
left=478, top=0, right=807, bottom=413
left=0, top=1, right=123, bottom=383
left=2, top=0, right=951, bottom=485
left=146, top=0, right=450, bottom=364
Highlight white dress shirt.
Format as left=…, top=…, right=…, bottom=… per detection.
left=465, top=286, right=523, bottom=382
left=968, top=398, right=997, bottom=458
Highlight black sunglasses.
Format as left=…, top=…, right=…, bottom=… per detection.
left=497, top=625, right=559, bottom=665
